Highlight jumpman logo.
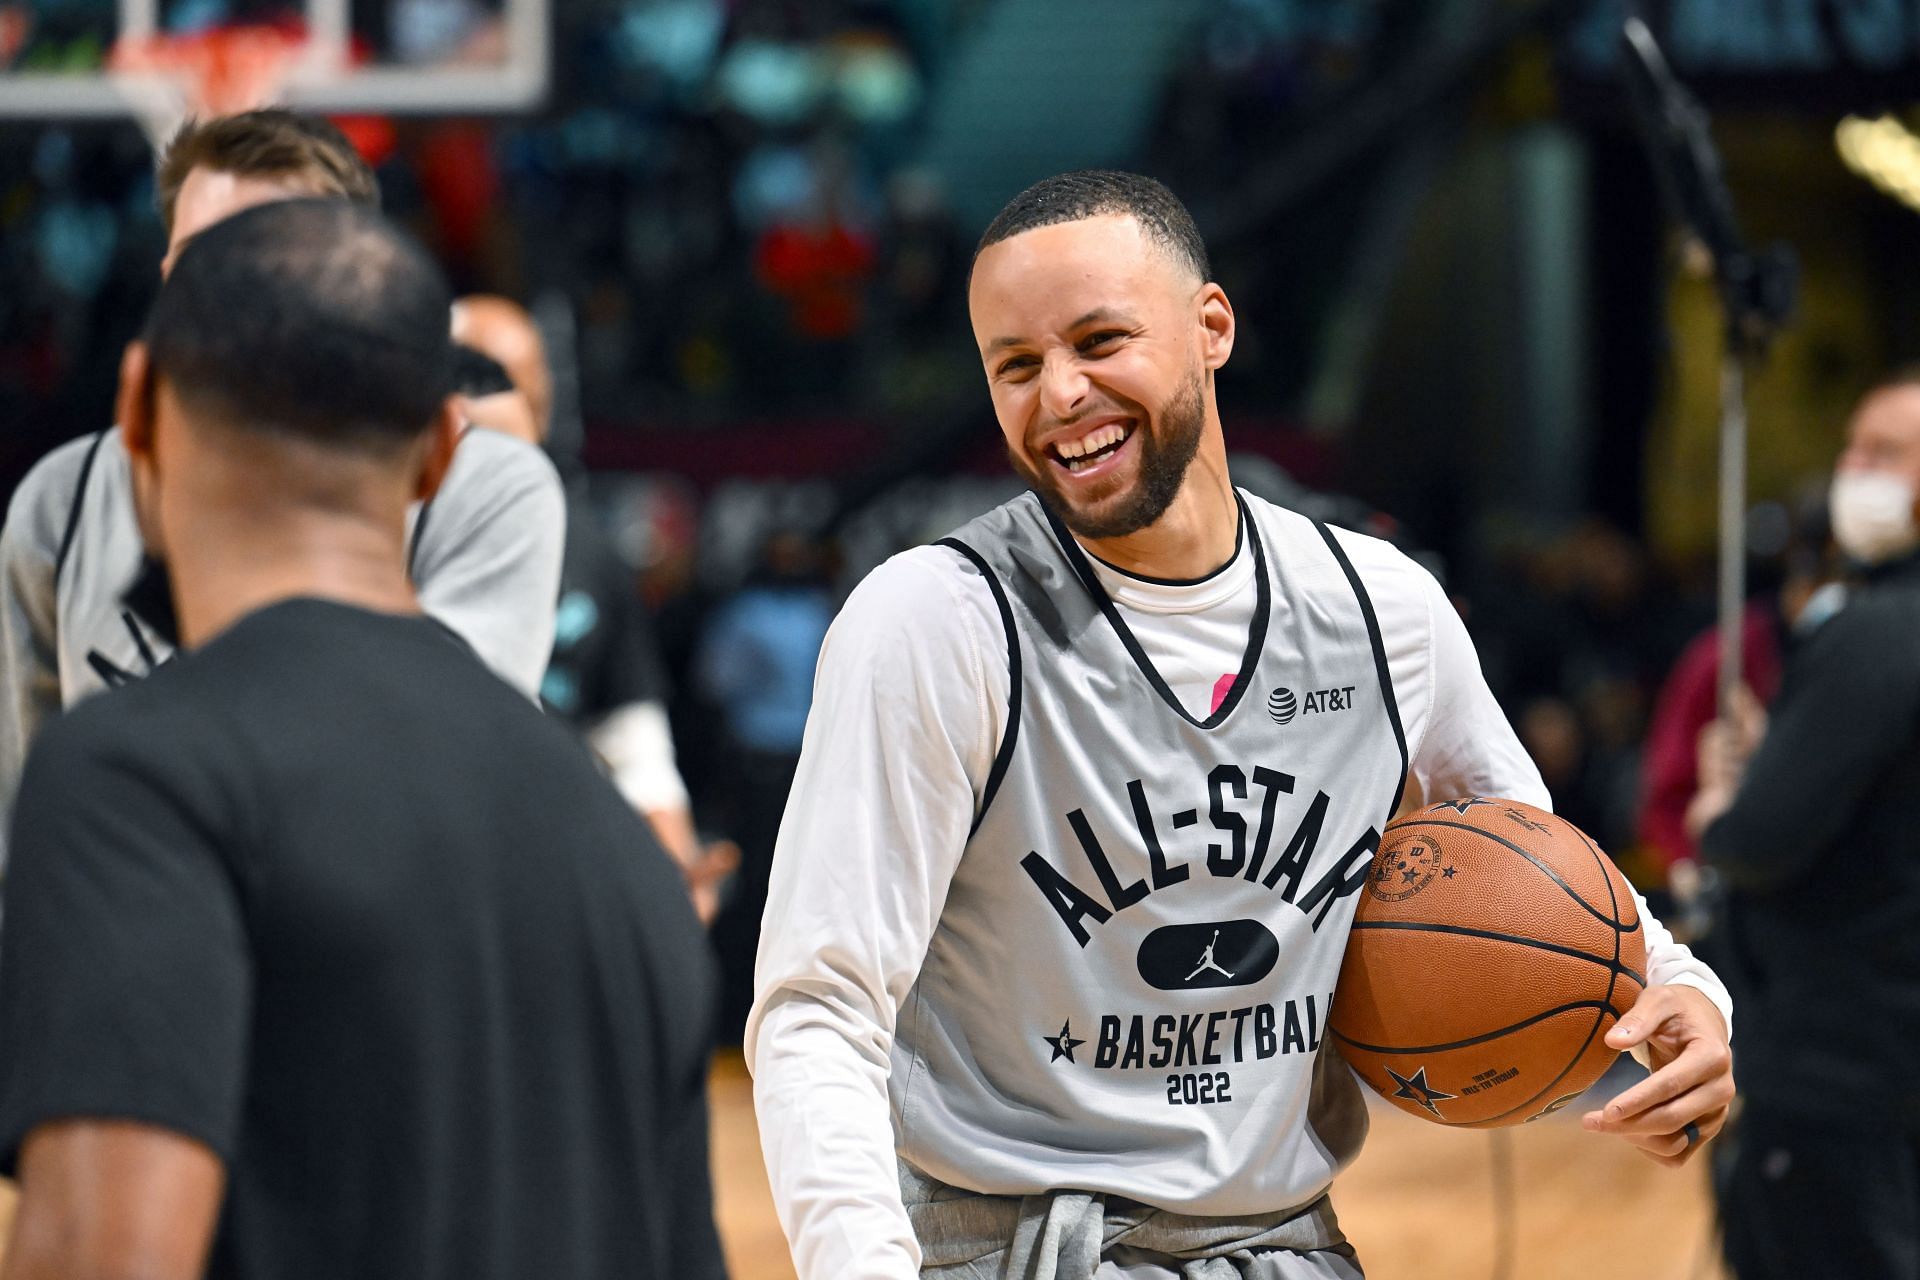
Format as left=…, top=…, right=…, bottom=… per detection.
left=1185, top=929, right=1235, bottom=982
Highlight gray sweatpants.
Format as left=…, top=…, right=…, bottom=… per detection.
left=1091, top=1244, right=1364, bottom=1280
left=903, top=1161, right=1365, bottom=1280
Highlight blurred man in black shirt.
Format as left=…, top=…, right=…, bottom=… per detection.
left=1697, top=372, right=1920, bottom=1280
left=0, top=200, right=725, bottom=1280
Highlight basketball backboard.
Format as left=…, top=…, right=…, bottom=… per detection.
left=0, top=0, right=547, bottom=140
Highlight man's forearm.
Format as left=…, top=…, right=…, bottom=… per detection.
left=750, top=997, right=921, bottom=1280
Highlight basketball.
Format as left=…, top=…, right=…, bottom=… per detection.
left=1329, top=797, right=1647, bottom=1129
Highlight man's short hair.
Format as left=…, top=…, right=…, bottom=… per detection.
left=974, top=170, right=1211, bottom=284
left=156, top=109, right=379, bottom=235
left=146, top=199, right=454, bottom=453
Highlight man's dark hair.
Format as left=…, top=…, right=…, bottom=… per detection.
left=156, top=109, right=379, bottom=235
left=145, top=199, right=455, bottom=452
left=974, top=170, right=1210, bottom=283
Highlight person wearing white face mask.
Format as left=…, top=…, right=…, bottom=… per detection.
left=1829, top=381, right=1920, bottom=565
left=1691, top=373, right=1920, bottom=1280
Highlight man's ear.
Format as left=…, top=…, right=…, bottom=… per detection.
left=117, top=342, right=157, bottom=459
left=1197, top=283, right=1235, bottom=372
left=415, top=399, right=462, bottom=504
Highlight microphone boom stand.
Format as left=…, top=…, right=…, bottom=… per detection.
left=1619, top=16, right=1795, bottom=715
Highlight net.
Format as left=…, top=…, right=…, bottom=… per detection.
left=108, top=25, right=307, bottom=142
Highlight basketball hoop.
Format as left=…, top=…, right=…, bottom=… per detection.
left=0, top=0, right=547, bottom=134
left=107, top=25, right=306, bottom=142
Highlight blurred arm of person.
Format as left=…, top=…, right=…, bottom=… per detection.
left=590, top=702, right=737, bottom=925
left=1685, top=683, right=1768, bottom=847
left=586, top=532, right=737, bottom=923
left=0, top=435, right=105, bottom=882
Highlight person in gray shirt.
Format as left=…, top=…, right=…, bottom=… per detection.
left=0, top=110, right=564, bottom=875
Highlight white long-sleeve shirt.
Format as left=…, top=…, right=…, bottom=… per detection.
left=749, top=509, right=1730, bottom=1280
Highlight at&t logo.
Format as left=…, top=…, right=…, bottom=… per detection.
left=1268, top=684, right=1358, bottom=725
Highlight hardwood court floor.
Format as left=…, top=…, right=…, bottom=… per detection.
left=0, top=1056, right=1728, bottom=1280
left=709, top=1052, right=1730, bottom=1280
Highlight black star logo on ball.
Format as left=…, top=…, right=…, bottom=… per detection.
left=1385, top=1065, right=1456, bottom=1117
left=1442, top=866, right=1457, bottom=879
left=1437, top=797, right=1497, bottom=814
left=1043, top=1020, right=1085, bottom=1064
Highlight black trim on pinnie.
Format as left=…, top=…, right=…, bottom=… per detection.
left=54, top=429, right=112, bottom=588
left=1038, top=491, right=1269, bottom=732
left=1312, top=520, right=1409, bottom=818
left=1087, top=513, right=1245, bottom=588
left=938, top=537, right=1023, bottom=837
left=407, top=500, right=433, bottom=582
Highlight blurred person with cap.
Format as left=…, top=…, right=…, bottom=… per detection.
left=1695, top=370, right=1920, bottom=1280
left=0, top=110, right=565, bottom=879
left=0, top=198, right=725, bottom=1280
left=451, top=292, right=738, bottom=923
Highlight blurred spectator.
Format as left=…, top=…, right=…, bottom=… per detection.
left=453, top=292, right=738, bottom=921
left=754, top=184, right=873, bottom=342
left=1694, top=373, right=1920, bottom=1280
left=1476, top=519, right=1689, bottom=856
left=746, top=135, right=876, bottom=401
left=1638, top=497, right=1837, bottom=871
left=694, top=529, right=835, bottom=1038
left=1516, top=696, right=1606, bottom=840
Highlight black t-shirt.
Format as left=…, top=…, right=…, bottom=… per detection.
left=1701, top=554, right=1920, bottom=1129
left=0, top=599, right=724, bottom=1280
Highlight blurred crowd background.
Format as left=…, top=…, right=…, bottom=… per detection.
left=7, top=0, right=1920, bottom=964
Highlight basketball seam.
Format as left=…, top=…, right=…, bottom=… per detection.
left=1586, top=821, right=1625, bottom=1113
left=1388, top=819, right=1634, bottom=931
left=1490, top=821, right=1641, bottom=1130
left=1328, top=999, right=1620, bottom=1056
left=1345, top=920, right=1648, bottom=987
left=1471, top=1006, right=1622, bottom=1127
left=1471, top=1001, right=1620, bottom=1126
left=1460, top=829, right=1643, bottom=1126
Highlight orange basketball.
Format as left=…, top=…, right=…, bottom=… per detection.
left=1328, top=797, right=1646, bottom=1129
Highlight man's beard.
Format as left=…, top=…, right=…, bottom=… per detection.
left=1010, top=371, right=1206, bottom=540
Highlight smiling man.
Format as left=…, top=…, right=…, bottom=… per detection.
left=748, top=171, right=1737, bottom=1280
